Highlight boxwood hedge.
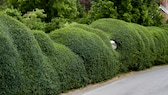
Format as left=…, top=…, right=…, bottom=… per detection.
left=0, top=27, right=24, bottom=95
left=49, top=27, right=119, bottom=83
left=126, top=23, right=154, bottom=69
left=147, top=27, right=168, bottom=64
left=90, top=18, right=155, bottom=71
left=0, top=14, right=61, bottom=95
left=32, top=30, right=88, bottom=92
left=1, top=13, right=168, bottom=95
left=68, top=22, right=112, bottom=48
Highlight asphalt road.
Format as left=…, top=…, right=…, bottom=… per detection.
left=68, top=65, right=168, bottom=95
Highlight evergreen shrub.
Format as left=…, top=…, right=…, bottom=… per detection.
left=0, top=14, right=61, bottom=95
left=68, top=22, right=112, bottom=48
left=147, top=27, right=168, bottom=64
left=32, top=30, right=88, bottom=92
left=49, top=27, right=119, bottom=83
left=159, top=24, right=168, bottom=63
left=0, top=27, right=24, bottom=95
left=126, top=23, right=154, bottom=69
left=90, top=18, right=154, bottom=71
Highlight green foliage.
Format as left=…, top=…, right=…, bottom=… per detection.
left=88, top=0, right=118, bottom=23
left=45, top=17, right=70, bottom=33
left=68, top=22, right=112, bottom=48
left=147, top=27, right=168, bottom=64
left=126, top=23, right=155, bottom=68
left=0, top=0, right=7, bottom=10
left=49, top=27, right=119, bottom=83
left=88, top=0, right=162, bottom=26
left=90, top=18, right=155, bottom=71
left=125, top=0, right=162, bottom=25
left=32, top=30, right=88, bottom=92
left=3, top=8, right=22, bottom=21
left=7, top=0, right=79, bottom=21
left=0, top=14, right=61, bottom=95
left=22, top=8, right=46, bottom=31
left=0, top=25, right=24, bottom=95
left=3, top=8, right=47, bottom=31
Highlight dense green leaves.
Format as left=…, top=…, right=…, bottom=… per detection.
left=88, top=0, right=118, bottom=23
left=0, top=12, right=168, bottom=95
left=49, top=27, right=119, bottom=83
left=7, top=0, right=78, bottom=21
left=0, top=26, right=24, bottom=95
left=78, top=0, right=162, bottom=25
left=32, top=30, right=88, bottom=92
left=3, top=8, right=47, bottom=31
left=5, top=0, right=163, bottom=27
left=0, top=14, right=88, bottom=94
left=90, top=18, right=167, bottom=71
left=147, top=27, right=168, bottom=64
left=0, top=14, right=61, bottom=94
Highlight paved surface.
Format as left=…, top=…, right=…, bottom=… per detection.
left=68, top=65, right=168, bottom=95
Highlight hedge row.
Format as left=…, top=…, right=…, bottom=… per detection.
left=32, top=30, right=88, bottom=91
left=49, top=27, right=119, bottom=83
left=147, top=27, right=168, bottom=64
left=0, top=14, right=88, bottom=94
left=1, top=14, right=168, bottom=95
left=90, top=18, right=168, bottom=72
left=68, top=22, right=112, bottom=48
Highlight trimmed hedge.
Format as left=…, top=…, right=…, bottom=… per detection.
left=126, top=23, right=155, bottom=69
left=147, top=27, right=168, bottom=64
left=90, top=18, right=155, bottom=71
left=0, top=27, right=24, bottom=95
left=32, top=30, right=88, bottom=92
left=0, top=14, right=60, bottom=95
left=158, top=24, right=168, bottom=63
left=49, top=27, right=119, bottom=83
left=1, top=14, right=168, bottom=95
left=68, top=22, right=112, bottom=48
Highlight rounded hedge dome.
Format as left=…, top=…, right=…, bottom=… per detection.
left=49, top=27, right=119, bottom=83
left=32, top=30, right=88, bottom=92
left=147, top=26, right=168, bottom=64
left=0, top=14, right=60, bottom=94
left=68, top=22, right=112, bottom=48
left=90, top=18, right=154, bottom=71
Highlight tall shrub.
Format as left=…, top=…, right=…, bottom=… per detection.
left=90, top=18, right=153, bottom=71
left=32, top=30, right=88, bottom=92
left=0, top=27, right=24, bottom=95
left=147, top=27, right=168, bottom=64
left=49, top=27, right=119, bottom=83
left=0, top=14, right=61, bottom=95
left=68, top=22, right=112, bottom=48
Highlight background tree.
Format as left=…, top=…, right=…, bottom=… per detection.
left=4, top=0, right=163, bottom=30
left=86, top=0, right=118, bottom=24
left=88, top=0, right=162, bottom=26
left=7, top=0, right=79, bottom=22
left=0, top=0, right=7, bottom=10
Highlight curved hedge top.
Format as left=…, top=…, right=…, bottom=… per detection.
left=68, top=22, right=112, bottom=48
left=49, top=27, right=119, bottom=83
left=147, top=26, right=168, bottom=64
left=0, top=14, right=60, bottom=95
left=126, top=23, right=157, bottom=67
left=90, top=18, right=154, bottom=71
left=32, top=30, right=88, bottom=92
left=0, top=26, right=24, bottom=95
